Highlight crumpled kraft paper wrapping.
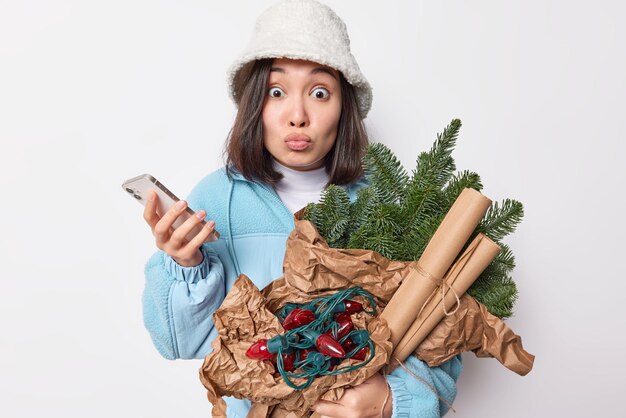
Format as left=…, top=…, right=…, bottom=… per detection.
left=263, top=219, right=413, bottom=311
left=198, top=271, right=393, bottom=418
left=199, top=203, right=534, bottom=417
left=413, top=294, right=535, bottom=376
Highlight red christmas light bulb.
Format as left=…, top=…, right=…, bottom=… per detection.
left=299, top=348, right=315, bottom=362
left=341, top=338, right=356, bottom=353
left=343, top=300, right=363, bottom=314
left=282, top=308, right=316, bottom=330
left=352, top=347, right=368, bottom=361
left=301, top=328, right=345, bottom=358
left=330, top=299, right=364, bottom=314
left=315, top=334, right=345, bottom=358
left=281, top=352, right=296, bottom=372
left=246, top=335, right=292, bottom=361
left=327, top=312, right=354, bottom=339
left=246, top=339, right=273, bottom=360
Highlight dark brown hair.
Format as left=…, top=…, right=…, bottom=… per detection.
left=225, top=58, right=368, bottom=186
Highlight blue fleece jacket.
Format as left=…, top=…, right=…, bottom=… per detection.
left=143, top=168, right=462, bottom=418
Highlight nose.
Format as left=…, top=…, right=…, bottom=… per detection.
left=288, top=97, right=309, bottom=128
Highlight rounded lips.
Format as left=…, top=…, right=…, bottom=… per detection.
left=284, top=133, right=311, bottom=143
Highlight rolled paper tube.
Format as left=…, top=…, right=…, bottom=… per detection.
left=393, top=233, right=501, bottom=361
left=380, top=188, right=492, bottom=346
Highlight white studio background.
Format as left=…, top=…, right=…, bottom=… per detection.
left=1, top=0, right=624, bottom=417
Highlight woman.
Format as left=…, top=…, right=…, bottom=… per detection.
left=142, top=1, right=462, bottom=417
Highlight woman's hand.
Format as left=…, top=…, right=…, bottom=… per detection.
left=143, top=191, right=217, bottom=267
left=313, top=373, right=392, bottom=418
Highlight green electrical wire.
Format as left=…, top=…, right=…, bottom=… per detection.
left=274, top=287, right=378, bottom=390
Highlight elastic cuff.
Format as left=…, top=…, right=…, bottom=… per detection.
left=163, top=247, right=210, bottom=283
left=385, top=374, right=413, bottom=418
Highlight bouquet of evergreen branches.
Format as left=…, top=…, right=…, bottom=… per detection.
left=303, top=119, right=523, bottom=319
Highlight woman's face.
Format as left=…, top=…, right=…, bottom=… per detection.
left=261, top=58, right=342, bottom=171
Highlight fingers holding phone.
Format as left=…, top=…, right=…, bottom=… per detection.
left=164, top=202, right=217, bottom=255
left=123, top=174, right=220, bottom=267
left=145, top=193, right=187, bottom=243
left=143, top=192, right=217, bottom=267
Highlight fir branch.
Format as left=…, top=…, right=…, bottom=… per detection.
left=346, top=224, right=368, bottom=250
left=491, top=243, right=516, bottom=275
left=442, top=170, right=483, bottom=209
left=399, top=184, right=441, bottom=251
left=468, top=275, right=518, bottom=319
left=363, top=143, right=409, bottom=204
left=477, top=199, right=524, bottom=242
left=303, top=202, right=323, bottom=230
left=468, top=243, right=516, bottom=285
left=397, top=212, right=446, bottom=261
left=303, top=185, right=351, bottom=247
left=398, top=119, right=461, bottom=235
left=327, top=219, right=349, bottom=248
left=412, top=119, right=461, bottom=190
left=361, top=234, right=401, bottom=260
left=304, top=118, right=524, bottom=318
left=347, top=204, right=403, bottom=259
left=347, top=187, right=378, bottom=237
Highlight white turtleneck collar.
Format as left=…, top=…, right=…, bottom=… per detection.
left=272, top=159, right=329, bottom=214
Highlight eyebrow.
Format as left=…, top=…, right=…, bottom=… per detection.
left=270, top=66, right=339, bottom=80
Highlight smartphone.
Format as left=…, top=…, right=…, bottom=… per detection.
left=122, top=174, right=219, bottom=242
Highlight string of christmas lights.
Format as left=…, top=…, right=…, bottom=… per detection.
left=246, top=287, right=377, bottom=390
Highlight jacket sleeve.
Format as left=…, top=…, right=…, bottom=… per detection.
left=142, top=245, right=226, bottom=360
left=142, top=174, right=228, bottom=360
left=385, top=354, right=463, bottom=418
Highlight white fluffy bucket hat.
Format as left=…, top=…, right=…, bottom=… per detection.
left=227, top=0, right=373, bottom=118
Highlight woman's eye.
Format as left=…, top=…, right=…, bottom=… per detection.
left=311, top=87, right=330, bottom=99
left=268, top=87, right=284, bottom=98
